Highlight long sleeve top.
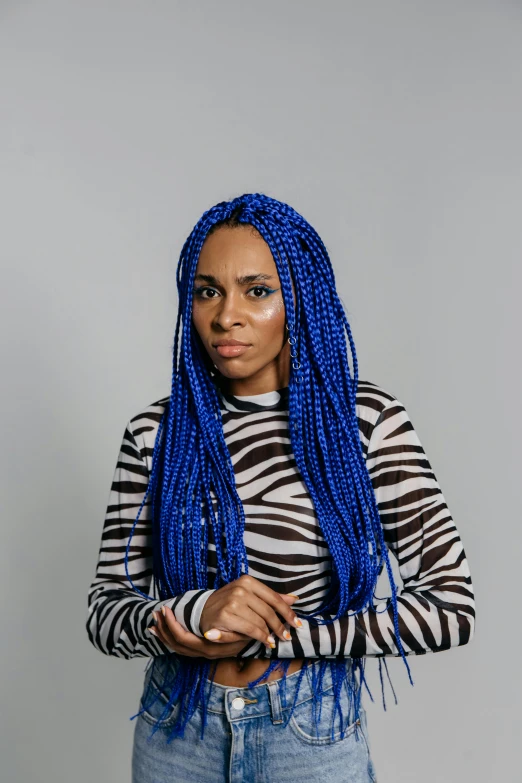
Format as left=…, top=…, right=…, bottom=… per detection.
left=86, top=380, right=475, bottom=661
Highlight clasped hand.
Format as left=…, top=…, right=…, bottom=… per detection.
left=148, top=574, right=301, bottom=659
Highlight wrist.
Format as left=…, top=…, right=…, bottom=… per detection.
left=195, top=589, right=217, bottom=636
left=160, top=589, right=217, bottom=638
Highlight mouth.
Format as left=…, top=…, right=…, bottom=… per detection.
left=213, top=343, right=251, bottom=358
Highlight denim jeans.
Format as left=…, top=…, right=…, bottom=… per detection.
left=132, top=656, right=378, bottom=783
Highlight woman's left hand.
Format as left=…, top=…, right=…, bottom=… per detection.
left=148, top=605, right=253, bottom=659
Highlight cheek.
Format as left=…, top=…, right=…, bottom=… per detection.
left=191, top=305, right=206, bottom=333
left=252, top=297, right=286, bottom=328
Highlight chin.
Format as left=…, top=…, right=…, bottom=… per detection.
left=216, top=366, right=253, bottom=380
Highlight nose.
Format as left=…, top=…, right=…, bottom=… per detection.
left=212, top=291, right=247, bottom=330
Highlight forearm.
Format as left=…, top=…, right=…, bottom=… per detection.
left=270, top=590, right=475, bottom=659
left=86, top=584, right=215, bottom=659
left=87, top=417, right=219, bottom=659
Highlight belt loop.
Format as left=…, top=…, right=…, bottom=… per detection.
left=267, top=681, right=283, bottom=724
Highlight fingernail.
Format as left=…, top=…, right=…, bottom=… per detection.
left=268, top=642, right=276, bottom=649
left=283, top=630, right=292, bottom=640
left=161, top=606, right=166, bottom=617
left=148, top=626, right=158, bottom=636
left=152, top=611, right=158, bottom=623
left=288, top=594, right=300, bottom=600
left=204, top=629, right=221, bottom=640
left=267, top=635, right=276, bottom=645
left=294, top=617, right=302, bottom=628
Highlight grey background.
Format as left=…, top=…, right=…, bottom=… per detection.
left=1, top=1, right=520, bottom=781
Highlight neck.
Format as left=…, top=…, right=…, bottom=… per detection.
left=214, top=372, right=289, bottom=397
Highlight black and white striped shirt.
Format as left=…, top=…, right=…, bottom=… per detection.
left=86, top=380, right=475, bottom=660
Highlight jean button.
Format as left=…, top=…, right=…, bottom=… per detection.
left=232, top=697, right=245, bottom=711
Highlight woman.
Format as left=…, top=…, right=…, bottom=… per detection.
left=86, top=193, right=475, bottom=782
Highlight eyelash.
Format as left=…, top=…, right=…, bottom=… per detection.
left=192, top=285, right=276, bottom=300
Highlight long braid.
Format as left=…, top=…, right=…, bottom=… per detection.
left=125, top=192, right=412, bottom=741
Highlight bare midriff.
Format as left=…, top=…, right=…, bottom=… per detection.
left=211, top=656, right=305, bottom=687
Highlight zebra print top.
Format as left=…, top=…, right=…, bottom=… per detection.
left=86, top=380, right=475, bottom=661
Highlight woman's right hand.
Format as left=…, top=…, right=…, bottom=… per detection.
left=199, top=574, right=302, bottom=648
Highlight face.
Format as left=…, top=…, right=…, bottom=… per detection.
left=191, top=225, right=294, bottom=395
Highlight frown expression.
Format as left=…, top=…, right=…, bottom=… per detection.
left=191, top=225, right=294, bottom=395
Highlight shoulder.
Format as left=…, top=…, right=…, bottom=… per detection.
left=127, top=394, right=170, bottom=463
left=355, top=379, right=400, bottom=443
left=122, top=382, right=402, bottom=455
left=125, top=383, right=400, bottom=428
left=355, top=379, right=398, bottom=416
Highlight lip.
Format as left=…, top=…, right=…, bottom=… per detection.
left=213, top=339, right=251, bottom=346
left=214, top=343, right=251, bottom=358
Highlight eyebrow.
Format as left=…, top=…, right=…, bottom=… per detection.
left=194, top=273, right=277, bottom=286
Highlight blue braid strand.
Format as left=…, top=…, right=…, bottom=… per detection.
left=123, top=192, right=414, bottom=741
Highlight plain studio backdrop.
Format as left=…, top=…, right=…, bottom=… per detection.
left=1, top=1, right=520, bottom=781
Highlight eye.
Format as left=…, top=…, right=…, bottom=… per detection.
left=248, top=286, right=276, bottom=298
left=192, top=286, right=219, bottom=299
left=192, top=285, right=276, bottom=300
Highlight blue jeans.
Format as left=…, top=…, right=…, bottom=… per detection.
left=132, top=657, right=378, bottom=783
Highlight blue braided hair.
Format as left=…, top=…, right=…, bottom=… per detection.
left=125, top=192, right=413, bottom=742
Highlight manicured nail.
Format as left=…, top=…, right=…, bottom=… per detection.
left=287, top=594, right=300, bottom=599
left=161, top=606, right=166, bottom=617
left=152, top=611, right=158, bottom=623
left=204, top=629, right=222, bottom=640
left=148, top=626, right=158, bottom=636
left=294, top=617, right=302, bottom=628
left=283, top=630, right=292, bottom=640
left=267, top=634, right=276, bottom=645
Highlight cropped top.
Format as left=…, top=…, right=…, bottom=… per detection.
left=86, top=380, right=475, bottom=661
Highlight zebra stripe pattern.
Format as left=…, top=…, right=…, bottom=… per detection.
left=86, top=380, right=475, bottom=661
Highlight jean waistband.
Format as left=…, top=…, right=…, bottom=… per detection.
left=150, top=657, right=357, bottom=724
